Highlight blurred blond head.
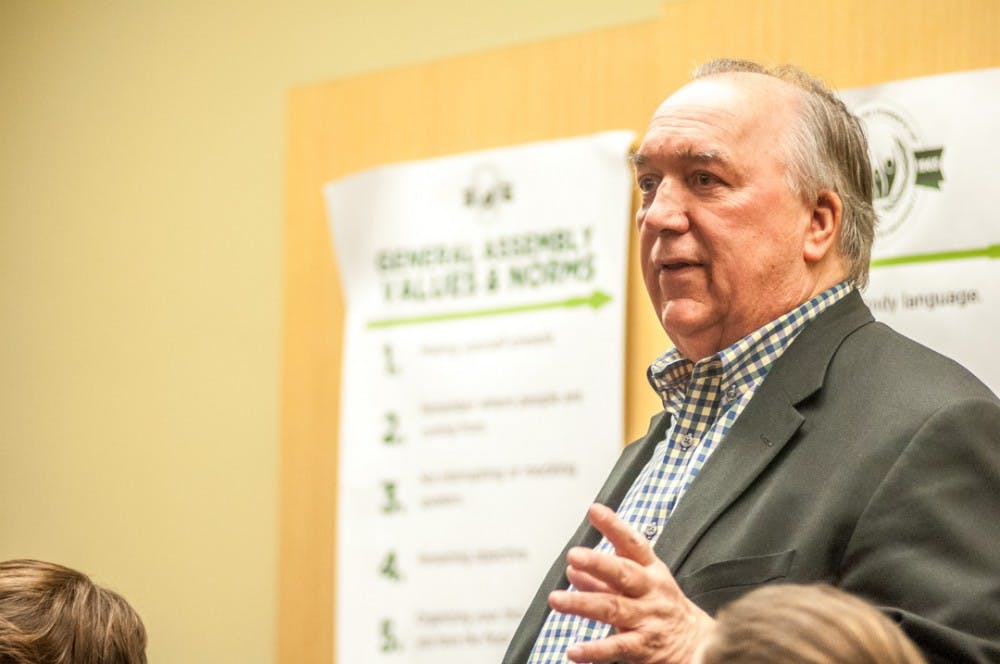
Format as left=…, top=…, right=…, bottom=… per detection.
left=695, top=583, right=925, bottom=664
left=0, top=559, right=146, bottom=664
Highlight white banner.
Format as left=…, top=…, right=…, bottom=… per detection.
left=325, top=131, right=635, bottom=662
left=840, top=68, right=1000, bottom=393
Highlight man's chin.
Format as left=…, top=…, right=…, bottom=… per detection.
left=660, top=299, right=726, bottom=355
left=660, top=302, right=710, bottom=333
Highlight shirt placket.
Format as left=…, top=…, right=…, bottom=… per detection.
left=662, top=361, right=722, bottom=515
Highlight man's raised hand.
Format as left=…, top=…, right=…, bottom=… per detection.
left=547, top=503, right=715, bottom=664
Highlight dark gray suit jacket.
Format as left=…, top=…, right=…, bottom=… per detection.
left=503, top=291, right=1000, bottom=664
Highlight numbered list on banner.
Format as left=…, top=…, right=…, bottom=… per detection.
left=324, top=131, right=636, bottom=663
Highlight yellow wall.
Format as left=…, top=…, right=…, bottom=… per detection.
left=0, top=2, right=661, bottom=663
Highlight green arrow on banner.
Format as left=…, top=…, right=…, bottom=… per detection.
left=871, top=244, right=1000, bottom=269
left=367, top=289, right=613, bottom=329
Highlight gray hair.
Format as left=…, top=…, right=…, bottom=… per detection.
left=693, top=59, right=877, bottom=288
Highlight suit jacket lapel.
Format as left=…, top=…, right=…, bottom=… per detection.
left=595, top=410, right=672, bottom=508
left=502, top=411, right=671, bottom=664
left=655, top=290, right=874, bottom=571
left=505, top=291, right=874, bottom=663
left=654, top=386, right=804, bottom=570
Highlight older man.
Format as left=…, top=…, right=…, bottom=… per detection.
left=503, top=60, right=1000, bottom=664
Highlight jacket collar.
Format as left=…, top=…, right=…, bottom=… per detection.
left=654, top=290, right=874, bottom=570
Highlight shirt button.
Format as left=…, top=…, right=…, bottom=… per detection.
left=643, top=523, right=658, bottom=540
left=679, top=433, right=694, bottom=449
left=725, top=385, right=739, bottom=401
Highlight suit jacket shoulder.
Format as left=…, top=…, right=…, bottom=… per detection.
left=660, top=291, right=1000, bottom=662
left=503, top=291, right=1000, bottom=664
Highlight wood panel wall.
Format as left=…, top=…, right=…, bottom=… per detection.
left=279, top=1, right=999, bottom=660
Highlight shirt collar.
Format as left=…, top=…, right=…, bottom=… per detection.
left=647, top=282, right=852, bottom=407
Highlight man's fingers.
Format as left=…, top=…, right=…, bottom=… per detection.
left=548, top=588, right=639, bottom=628
left=588, top=503, right=658, bottom=565
left=566, top=564, right=613, bottom=594
left=565, top=630, right=646, bottom=663
left=566, top=546, right=649, bottom=598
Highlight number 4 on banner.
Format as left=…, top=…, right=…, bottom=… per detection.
left=379, top=550, right=402, bottom=581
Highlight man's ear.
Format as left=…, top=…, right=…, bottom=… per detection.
left=803, top=189, right=842, bottom=264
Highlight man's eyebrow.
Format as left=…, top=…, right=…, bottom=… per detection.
left=678, top=148, right=726, bottom=163
left=628, top=148, right=728, bottom=168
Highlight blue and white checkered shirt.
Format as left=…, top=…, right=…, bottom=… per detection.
left=526, top=282, right=851, bottom=663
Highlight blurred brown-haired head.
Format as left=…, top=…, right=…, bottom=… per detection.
left=0, top=559, right=147, bottom=664
left=695, top=583, right=925, bottom=664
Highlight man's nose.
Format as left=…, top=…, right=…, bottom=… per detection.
left=641, top=181, right=689, bottom=233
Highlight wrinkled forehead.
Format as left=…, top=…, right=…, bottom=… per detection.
left=649, top=72, right=802, bottom=129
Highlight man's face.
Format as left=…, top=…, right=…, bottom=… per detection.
left=633, top=73, right=820, bottom=361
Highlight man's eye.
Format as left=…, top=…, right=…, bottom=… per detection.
left=693, top=172, right=718, bottom=187
left=638, top=176, right=658, bottom=193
